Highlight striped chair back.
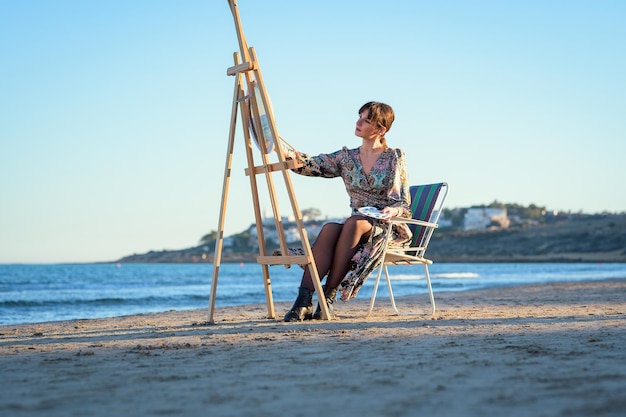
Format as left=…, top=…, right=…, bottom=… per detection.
left=409, top=183, right=444, bottom=250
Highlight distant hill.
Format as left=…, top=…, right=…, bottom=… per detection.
left=116, top=213, right=626, bottom=264
left=427, top=214, right=626, bottom=262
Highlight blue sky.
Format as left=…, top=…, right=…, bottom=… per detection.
left=1, top=0, right=624, bottom=263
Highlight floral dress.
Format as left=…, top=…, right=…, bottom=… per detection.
left=289, top=146, right=412, bottom=301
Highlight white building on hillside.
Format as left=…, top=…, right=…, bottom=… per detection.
left=463, top=207, right=510, bottom=231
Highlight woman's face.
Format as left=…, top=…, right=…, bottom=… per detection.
left=355, top=109, right=380, bottom=140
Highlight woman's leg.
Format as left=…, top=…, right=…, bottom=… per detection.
left=284, top=222, right=342, bottom=322
left=310, top=215, right=373, bottom=319
left=325, top=215, right=373, bottom=290
left=284, top=217, right=372, bottom=321
left=299, top=222, right=343, bottom=290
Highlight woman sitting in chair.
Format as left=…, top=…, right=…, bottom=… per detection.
left=282, top=101, right=413, bottom=321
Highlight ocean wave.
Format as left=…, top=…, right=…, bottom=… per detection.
left=0, top=293, right=209, bottom=308
left=434, top=272, right=480, bottom=279
left=385, top=272, right=479, bottom=281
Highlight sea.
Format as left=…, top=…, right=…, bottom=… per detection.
left=1, top=262, right=625, bottom=326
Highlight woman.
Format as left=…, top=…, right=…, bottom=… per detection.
left=283, top=101, right=412, bottom=322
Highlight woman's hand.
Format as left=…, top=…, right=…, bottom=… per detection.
left=380, top=206, right=399, bottom=221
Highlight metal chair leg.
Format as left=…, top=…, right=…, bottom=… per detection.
left=366, top=262, right=385, bottom=317
left=423, top=264, right=436, bottom=315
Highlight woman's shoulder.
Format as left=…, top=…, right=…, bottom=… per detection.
left=323, top=146, right=355, bottom=153
left=335, top=146, right=359, bottom=157
left=386, top=147, right=407, bottom=159
left=313, top=146, right=357, bottom=164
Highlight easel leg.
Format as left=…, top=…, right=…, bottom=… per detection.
left=240, top=95, right=276, bottom=319
left=208, top=70, right=243, bottom=324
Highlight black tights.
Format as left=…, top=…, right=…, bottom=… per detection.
left=300, top=215, right=373, bottom=291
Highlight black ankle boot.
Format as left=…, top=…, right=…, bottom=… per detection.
left=313, top=285, right=337, bottom=320
left=284, top=287, right=314, bottom=322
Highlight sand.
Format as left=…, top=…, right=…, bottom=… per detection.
left=1, top=279, right=625, bottom=417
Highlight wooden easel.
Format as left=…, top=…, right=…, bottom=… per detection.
left=207, top=0, right=330, bottom=323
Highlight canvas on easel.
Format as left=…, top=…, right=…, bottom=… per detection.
left=207, top=0, right=330, bottom=323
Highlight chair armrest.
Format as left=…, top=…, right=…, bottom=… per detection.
left=389, top=216, right=439, bottom=228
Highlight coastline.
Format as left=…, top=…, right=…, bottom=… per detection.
left=114, top=252, right=626, bottom=264
left=1, top=279, right=625, bottom=416
left=116, top=213, right=626, bottom=264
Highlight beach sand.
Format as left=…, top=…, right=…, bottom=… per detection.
left=1, top=279, right=625, bottom=417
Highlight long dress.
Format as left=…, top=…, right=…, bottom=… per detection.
left=288, top=146, right=412, bottom=301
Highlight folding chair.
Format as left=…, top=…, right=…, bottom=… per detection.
left=366, top=182, right=449, bottom=316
